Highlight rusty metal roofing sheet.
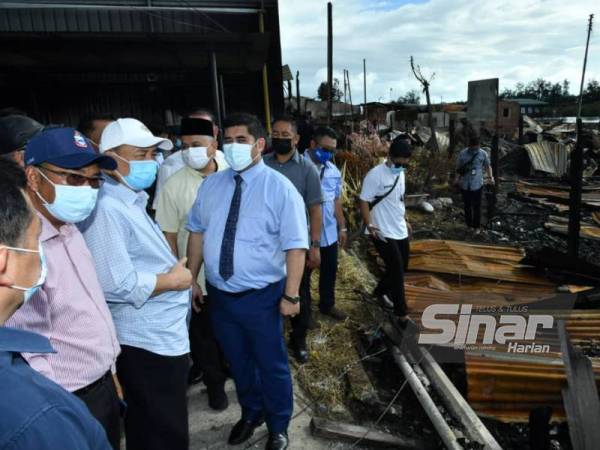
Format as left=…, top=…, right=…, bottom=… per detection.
left=408, top=240, right=552, bottom=285
left=524, top=141, right=570, bottom=176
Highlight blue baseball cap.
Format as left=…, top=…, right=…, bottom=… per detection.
left=25, top=127, right=117, bottom=170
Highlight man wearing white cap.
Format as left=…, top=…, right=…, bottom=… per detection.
left=79, top=118, right=193, bottom=450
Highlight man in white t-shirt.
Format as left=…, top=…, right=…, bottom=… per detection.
left=359, top=136, right=412, bottom=325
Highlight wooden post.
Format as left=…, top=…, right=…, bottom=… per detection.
left=327, top=2, right=333, bottom=125
left=448, top=117, right=456, bottom=159
left=363, top=58, right=367, bottom=119
left=518, top=111, right=524, bottom=144
left=258, top=11, right=272, bottom=134
left=296, top=70, right=301, bottom=114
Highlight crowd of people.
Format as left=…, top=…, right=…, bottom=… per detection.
left=0, top=106, right=489, bottom=450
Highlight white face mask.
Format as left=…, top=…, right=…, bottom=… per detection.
left=223, top=142, right=257, bottom=172
left=182, top=147, right=211, bottom=170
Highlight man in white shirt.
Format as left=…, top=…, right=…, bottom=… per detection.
left=154, top=117, right=230, bottom=410
left=359, top=136, right=413, bottom=325
left=152, top=109, right=219, bottom=209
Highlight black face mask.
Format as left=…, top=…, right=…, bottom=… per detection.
left=271, top=138, right=293, bottom=155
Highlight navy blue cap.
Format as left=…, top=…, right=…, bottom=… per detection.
left=25, top=127, right=117, bottom=170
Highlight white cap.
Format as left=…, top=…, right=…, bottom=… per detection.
left=99, top=118, right=173, bottom=153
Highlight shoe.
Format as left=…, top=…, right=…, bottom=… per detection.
left=228, top=418, right=263, bottom=445
left=188, top=366, right=203, bottom=386
left=265, top=432, right=289, bottom=450
left=321, top=307, right=347, bottom=321
left=207, top=386, right=229, bottom=411
left=292, top=347, right=309, bottom=364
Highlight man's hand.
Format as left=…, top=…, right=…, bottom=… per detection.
left=112, top=373, right=124, bottom=400
left=280, top=298, right=300, bottom=317
left=407, top=222, right=413, bottom=240
left=367, top=223, right=384, bottom=241
left=487, top=176, right=496, bottom=185
left=191, top=282, right=204, bottom=313
left=338, top=229, right=348, bottom=248
left=167, top=257, right=193, bottom=291
left=307, top=247, right=321, bottom=269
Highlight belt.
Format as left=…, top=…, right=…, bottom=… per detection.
left=74, top=370, right=112, bottom=396
left=207, top=280, right=282, bottom=298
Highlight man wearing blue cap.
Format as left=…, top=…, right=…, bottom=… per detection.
left=79, top=118, right=193, bottom=450
left=6, top=127, right=123, bottom=449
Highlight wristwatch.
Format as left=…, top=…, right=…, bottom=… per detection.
left=310, top=240, right=321, bottom=248
left=283, top=293, right=301, bottom=304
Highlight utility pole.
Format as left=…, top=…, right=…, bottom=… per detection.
left=346, top=69, right=354, bottom=132
left=363, top=58, right=367, bottom=119
left=568, top=14, right=594, bottom=257
left=296, top=70, right=301, bottom=114
left=327, top=1, right=333, bottom=125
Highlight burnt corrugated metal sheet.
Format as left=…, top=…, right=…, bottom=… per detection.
left=524, top=141, right=570, bottom=176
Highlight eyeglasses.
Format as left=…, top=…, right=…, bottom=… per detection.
left=39, top=166, right=105, bottom=189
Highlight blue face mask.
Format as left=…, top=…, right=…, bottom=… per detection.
left=114, top=153, right=158, bottom=191
left=391, top=166, right=405, bottom=175
left=223, top=142, right=257, bottom=172
left=36, top=169, right=99, bottom=223
left=4, top=241, right=47, bottom=303
left=314, top=147, right=333, bottom=164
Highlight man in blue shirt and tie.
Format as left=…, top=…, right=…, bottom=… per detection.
left=0, top=158, right=111, bottom=450
left=187, top=113, right=308, bottom=450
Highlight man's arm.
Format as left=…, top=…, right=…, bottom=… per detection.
left=307, top=204, right=322, bottom=269
left=280, top=249, right=305, bottom=317
left=334, top=198, right=347, bottom=248
left=187, top=231, right=204, bottom=312
left=163, top=232, right=179, bottom=257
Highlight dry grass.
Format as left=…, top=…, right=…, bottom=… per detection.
left=292, top=248, right=378, bottom=417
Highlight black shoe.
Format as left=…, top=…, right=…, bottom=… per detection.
left=265, top=432, right=289, bottom=450
left=188, top=366, right=203, bottom=386
left=321, top=306, right=347, bottom=321
left=289, top=341, right=309, bottom=364
left=228, top=418, right=263, bottom=445
left=207, top=386, right=229, bottom=412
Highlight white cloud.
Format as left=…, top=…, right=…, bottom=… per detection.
left=279, top=0, right=600, bottom=103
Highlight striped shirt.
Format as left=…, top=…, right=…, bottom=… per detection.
left=6, top=212, right=120, bottom=392
left=79, top=176, right=191, bottom=356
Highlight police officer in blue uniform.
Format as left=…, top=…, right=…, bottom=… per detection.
left=186, top=113, right=308, bottom=450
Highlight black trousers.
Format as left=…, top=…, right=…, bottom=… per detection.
left=318, top=242, right=338, bottom=313
left=116, top=345, right=189, bottom=450
left=290, top=267, right=312, bottom=349
left=461, top=188, right=483, bottom=228
left=372, top=237, right=410, bottom=317
left=75, top=372, right=121, bottom=450
left=189, top=295, right=228, bottom=390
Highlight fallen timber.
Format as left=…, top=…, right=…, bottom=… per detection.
left=364, top=293, right=503, bottom=450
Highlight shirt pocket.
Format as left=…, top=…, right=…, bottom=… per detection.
left=321, top=175, right=338, bottom=201
left=236, top=216, right=265, bottom=243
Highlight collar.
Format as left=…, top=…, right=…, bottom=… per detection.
left=0, top=327, right=55, bottom=354
left=103, top=176, right=147, bottom=206
left=37, top=211, right=77, bottom=242
left=265, top=150, right=300, bottom=165
left=234, top=159, right=266, bottom=185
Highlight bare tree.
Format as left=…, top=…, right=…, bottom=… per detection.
left=410, top=56, right=439, bottom=153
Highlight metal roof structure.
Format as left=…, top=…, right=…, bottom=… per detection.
left=0, top=0, right=283, bottom=127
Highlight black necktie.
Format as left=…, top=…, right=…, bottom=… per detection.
left=219, top=174, right=243, bottom=281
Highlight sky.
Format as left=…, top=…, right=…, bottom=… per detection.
left=278, top=0, right=600, bottom=103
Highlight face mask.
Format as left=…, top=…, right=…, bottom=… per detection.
left=113, top=153, right=158, bottom=191
left=391, top=166, right=405, bottom=175
left=272, top=138, right=293, bottom=155
left=223, top=142, right=257, bottom=172
left=182, top=147, right=211, bottom=170
left=4, top=241, right=47, bottom=303
left=314, top=147, right=333, bottom=164
left=36, top=169, right=99, bottom=223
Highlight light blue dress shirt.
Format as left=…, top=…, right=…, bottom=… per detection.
left=79, top=177, right=190, bottom=357
left=456, top=147, right=490, bottom=191
left=187, top=160, right=309, bottom=293
left=304, top=152, right=342, bottom=247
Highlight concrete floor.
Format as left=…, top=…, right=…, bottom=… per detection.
left=188, top=380, right=347, bottom=450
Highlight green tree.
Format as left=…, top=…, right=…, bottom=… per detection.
left=397, top=89, right=421, bottom=104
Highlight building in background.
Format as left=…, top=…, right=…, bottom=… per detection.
left=0, top=0, right=284, bottom=128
